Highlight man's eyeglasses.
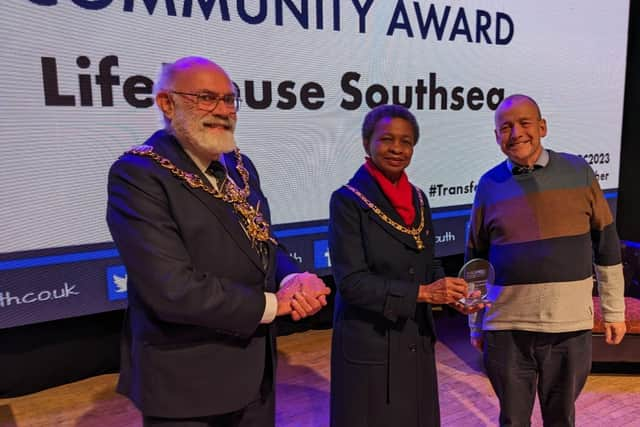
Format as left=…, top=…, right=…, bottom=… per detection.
left=170, top=91, right=241, bottom=112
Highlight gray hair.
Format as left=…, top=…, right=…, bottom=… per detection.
left=154, top=56, right=227, bottom=128
left=153, top=56, right=218, bottom=95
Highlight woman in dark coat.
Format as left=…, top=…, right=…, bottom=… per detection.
left=329, top=105, right=481, bottom=427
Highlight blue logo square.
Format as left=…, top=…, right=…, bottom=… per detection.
left=313, top=240, right=331, bottom=269
left=106, top=265, right=128, bottom=301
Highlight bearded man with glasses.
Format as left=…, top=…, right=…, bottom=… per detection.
left=106, top=56, right=331, bottom=427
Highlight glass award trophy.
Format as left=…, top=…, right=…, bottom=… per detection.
left=457, top=258, right=494, bottom=306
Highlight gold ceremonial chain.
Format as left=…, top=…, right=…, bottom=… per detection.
left=344, top=184, right=427, bottom=250
left=127, top=145, right=277, bottom=246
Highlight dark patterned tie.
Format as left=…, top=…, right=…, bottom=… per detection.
left=206, top=160, right=227, bottom=190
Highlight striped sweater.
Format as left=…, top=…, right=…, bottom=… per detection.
left=466, top=150, right=625, bottom=337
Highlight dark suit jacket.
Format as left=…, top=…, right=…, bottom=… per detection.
left=106, top=130, right=298, bottom=418
left=328, top=166, right=442, bottom=426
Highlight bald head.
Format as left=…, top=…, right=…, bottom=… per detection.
left=493, top=93, right=547, bottom=167
left=494, top=94, right=541, bottom=127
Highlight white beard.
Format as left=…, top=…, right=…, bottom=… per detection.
left=171, top=110, right=237, bottom=159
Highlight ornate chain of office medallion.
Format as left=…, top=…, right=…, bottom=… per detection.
left=126, top=145, right=276, bottom=246
left=344, top=184, right=427, bottom=250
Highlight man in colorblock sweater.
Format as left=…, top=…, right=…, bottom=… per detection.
left=466, top=94, right=626, bottom=427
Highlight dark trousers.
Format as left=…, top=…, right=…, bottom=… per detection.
left=483, top=330, right=592, bottom=427
left=142, top=390, right=275, bottom=427
left=144, top=336, right=276, bottom=427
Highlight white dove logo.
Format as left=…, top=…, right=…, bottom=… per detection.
left=113, top=273, right=128, bottom=293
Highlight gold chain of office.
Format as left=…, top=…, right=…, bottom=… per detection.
left=126, top=145, right=277, bottom=246
left=344, top=184, right=427, bottom=250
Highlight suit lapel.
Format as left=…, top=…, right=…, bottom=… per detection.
left=349, top=167, right=423, bottom=250
left=185, top=184, right=265, bottom=272
left=151, top=133, right=265, bottom=272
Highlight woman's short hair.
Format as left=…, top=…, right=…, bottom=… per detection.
left=361, top=104, right=420, bottom=144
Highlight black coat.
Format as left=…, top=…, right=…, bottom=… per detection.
left=329, top=166, right=442, bottom=427
left=106, top=130, right=298, bottom=418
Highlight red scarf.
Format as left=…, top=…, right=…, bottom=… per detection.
left=364, top=158, right=416, bottom=225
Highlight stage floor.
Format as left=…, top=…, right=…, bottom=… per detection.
left=1, top=314, right=639, bottom=426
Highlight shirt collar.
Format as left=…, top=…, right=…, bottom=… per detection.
left=180, top=148, right=231, bottom=192
left=507, top=148, right=549, bottom=174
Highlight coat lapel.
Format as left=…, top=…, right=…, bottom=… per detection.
left=150, top=132, right=265, bottom=272
left=348, top=166, right=425, bottom=250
